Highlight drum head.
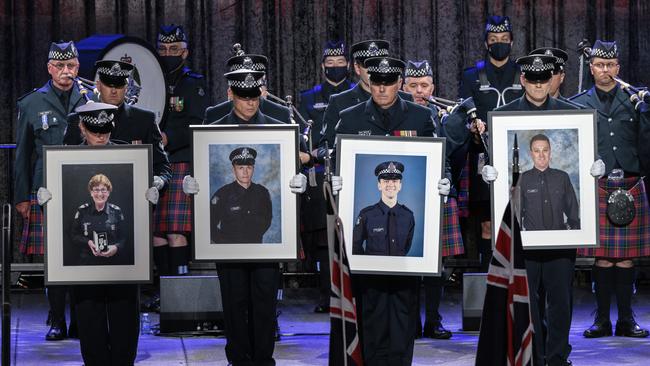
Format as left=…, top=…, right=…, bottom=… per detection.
left=97, top=37, right=167, bottom=125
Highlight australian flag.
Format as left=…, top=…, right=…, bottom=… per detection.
left=475, top=195, right=534, bottom=366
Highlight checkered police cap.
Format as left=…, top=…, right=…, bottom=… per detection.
left=158, top=24, right=188, bottom=43
left=225, top=70, right=265, bottom=88
left=529, top=47, right=568, bottom=71
left=351, top=40, right=390, bottom=62
left=365, top=57, right=405, bottom=75
left=517, top=55, right=556, bottom=73
left=590, top=40, right=619, bottom=59
left=227, top=54, right=268, bottom=72
left=375, top=161, right=405, bottom=180
left=405, top=60, right=433, bottom=78
left=48, top=41, right=78, bottom=61
left=485, top=15, right=513, bottom=35
left=75, top=102, right=118, bottom=134
left=95, top=60, right=134, bottom=78
left=229, top=147, right=257, bottom=165
left=323, top=41, right=347, bottom=59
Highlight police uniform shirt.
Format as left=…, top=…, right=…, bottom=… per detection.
left=71, top=202, right=127, bottom=265
left=14, top=80, right=84, bottom=203
left=298, top=80, right=355, bottom=143
left=571, top=85, right=650, bottom=175
left=204, top=98, right=291, bottom=124
left=210, top=181, right=272, bottom=243
left=519, top=167, right=580, bottom=231
left=160, top=66, right=209, bottom=163
left=353, top=200, right=415, bottom=256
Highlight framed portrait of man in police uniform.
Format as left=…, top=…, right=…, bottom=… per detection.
left=191, top=124, right=300, bottom=261
left=489, top=109, right=600, bottom=249
left=336, top=135, right=446, bottom=275
left=43, top=145, right=153, bottom=285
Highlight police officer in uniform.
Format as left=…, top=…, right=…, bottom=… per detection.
left=297, top=41, right=355, bottom=313
left=204, top=51, right=291, bottom=124
left=15, top=41, right=84, bottom=340
left=459, top=15, right=524, bottom=271
left=318, top=39, right=414, bottom=149
left=492, top=54, right=580, bottom=366
left=335, top=56, right=451, bottom=365
left=155, top=24, right=209, bottom=275
left=210, top=147, right=272, bottom=244
left=572, top=40, right=650, bottom=339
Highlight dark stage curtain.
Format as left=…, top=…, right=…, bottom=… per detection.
left=1, top=0, right=649, bottom=256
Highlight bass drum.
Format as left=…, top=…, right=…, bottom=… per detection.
left=76, top=34, right=167, bottom=125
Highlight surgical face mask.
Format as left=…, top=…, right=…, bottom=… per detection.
left=324, top=66, right=348, bottom=83
left=488, top=42, right=512, bottom=61
left=160, top=55, right=184, bottom=73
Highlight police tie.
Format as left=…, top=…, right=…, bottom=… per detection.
left=388, top=209, right=397, bottom=255
left=382, top=110, right=391, bottom=131
left=541, top=171, right=554, bottom=229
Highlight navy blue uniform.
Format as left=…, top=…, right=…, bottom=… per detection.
left=298, top=80, right=355, bottom=143
left=495, top=95, right=578, bottom=366
left=70, top=202, right=128, bottom=266
left=353, top=201, right=415, bottom=256
left=204, top=98, right=291, bottom=124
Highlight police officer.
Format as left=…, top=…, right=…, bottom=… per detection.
left=459, top=15, right=524, bottom=271
left=210, top=147, right=272, bottom=243
left=297, top=41, right=355, bottom=313
left=402, top=60, right=464, bottom=339
left=204, top=50, right=291, bottom=124
left=335, top=56, right=450, bottom=365
left=318, top=39, right=414, bottom=149
left=15, top=41, right=84, bottom=340
left=571, top=40, right=650, bottom=339
left=155, top=24, right=209, bottom=275
left=492, top=54, right=580, bottom=366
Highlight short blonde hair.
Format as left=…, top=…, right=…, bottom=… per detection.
left=87, top=174, right=113, bottom=192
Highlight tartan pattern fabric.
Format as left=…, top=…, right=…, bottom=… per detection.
left=442, top=197, right=464, bottom=256
left=579, top=177, right=650, bottom=258
left=153, top=162, right=193, bottom=233
left=19, top=193, right=44, bottom=255
left=456, top=155, right=471, bottom=217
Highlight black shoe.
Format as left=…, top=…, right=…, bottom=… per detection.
left=45, top=310, right=52, bottom=326
left=423, top=322, right=452, bottom=339
left=67, top=323, right=78, bottom=339
left=45, top=323, right=67, bottom=341
left=141, top=294, right=160, bottom=313
left=615, top=318, right=649, bottom=338
left=313, top=304, right=329, bottom=313
left=583, top=319, right=612, bottom=338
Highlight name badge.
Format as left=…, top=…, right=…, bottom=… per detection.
left=313, top=102, right=328, bottom=111
left=358, top=130, right=372, bottom=136
left=230, top=206, right=241, bottom=212
left=372, top=227, right=385, bottom=233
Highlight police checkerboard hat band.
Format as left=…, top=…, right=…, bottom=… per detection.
left=227, top=54, right=268, bottom=72
left=229, top=147, right=257, bottom=165
left=323, top=41, right=347, bottom=59
left=365, top=57, right=405, bottom=75
left=375, top=161, right=405, bottom=180
left=529, top=47, right=568, bottom=71
left=225, top=70, right=265, bottom=88
left=516, top=55, right=556, bottom=73
left=95, top=60, right=134, bottom=78
left=590, top=40, right=619, bottom=59
left=350, top=40, right=390, bottom=62
left=158, top=24, right=188, bottom=43
left=485, top=15, right=512, bottom=35
left=405, top=60, right=433, bottom=78
left=48, top=41, right=78, bottom=61
left=75, top=102, right=118, bottom=134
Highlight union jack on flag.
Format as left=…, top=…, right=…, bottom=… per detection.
left=475, top=199, right=534, bottom=366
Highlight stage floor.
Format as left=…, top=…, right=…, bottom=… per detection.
left=5, top=280, right=650, bottom=365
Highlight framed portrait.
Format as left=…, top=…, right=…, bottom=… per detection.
left=191, top=124, right=300, bottom=261
left=336, top=135, right=446, bottom=276
left=44, top=145, right=153, bottom=285
left=488, top=109, right=599, bottom=250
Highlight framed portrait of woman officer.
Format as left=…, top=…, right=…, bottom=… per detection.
left=43, top=145, right=152, bottom=284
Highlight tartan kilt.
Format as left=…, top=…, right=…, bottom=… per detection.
left=456, top=156, right=471, bottom=218
left=578, top=177, right=650, bottom=258
left=153, top=162, right=193, bottom=234
left=19, top=193, right=44, bottom=255
left=442, top=197, right=464, bottom=257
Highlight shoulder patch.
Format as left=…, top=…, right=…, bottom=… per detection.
left=211, top=195, right=219, bottom=205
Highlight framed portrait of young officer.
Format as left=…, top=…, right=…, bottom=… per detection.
left=43, top=145, right=153, bottom=284
left=488, top=109, right=600, bottom=249
left=191, top=124, right=300, bottom=261
left=336, top=135, right=446, bottom=275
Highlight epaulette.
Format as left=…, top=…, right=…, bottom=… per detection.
left=562, top=98, right=587, bottom=109
left=568, top=90, right=588, bottom=101
left=17, top=88, right=38, bottom=102
left=359, top=205, right=376, bottom=215
left=108, top=203, right=121, bottom=210
left=78, top=203, right=89, bottom=209
left=399, top=203, right=414, bottom=214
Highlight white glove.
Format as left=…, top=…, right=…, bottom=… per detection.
left=145, top=187, right=159, bottom=204
left=37, top=187, right=52, bottom=206
left=289, top=173, right=307, bottom=194
left=182, top=175, right=200, bottom=195
left=481, top=165, right=498, bottom=183
left=437, top=178, right=451, bottom=196
left=152, top=175, right=165, bottom=191
left=332, top=175, right=342, bottom=195
left=590, top=159, right=606, bottom=179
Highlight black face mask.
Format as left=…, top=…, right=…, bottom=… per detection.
left=324, top=66, right=348, bottom=83
left=160, top=55, right=184, bottom=74
left=488, top=42, right=512, bottom=61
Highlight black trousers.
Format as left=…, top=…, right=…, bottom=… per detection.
left=301, top=228, right=330, bottom=306
left=218, top=262, right=280, bottom=366
left=359, top=275, right=419, bottom=366
left=525, top=257, right=575, bottom=366
left=73, top=284, right=140, bottom=366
